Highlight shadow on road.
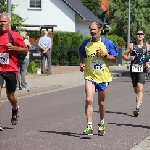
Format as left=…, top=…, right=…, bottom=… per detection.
left=145, top=91, right=150, bottom=92
left=106, top=110, right=133, bottom=117
left=39, top=130, right=79, bottom=137
left=108, top=122, right=150, bottom=129
left=93, top=110, right=133, bottom=117
left=39, top=130, right=96, bottom=139
left=144, top=91, right=150, bottom=95
left=3, top=127, right=14, bottom=130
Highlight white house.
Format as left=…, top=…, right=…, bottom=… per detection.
left=11, top=0, right=103, bottom=35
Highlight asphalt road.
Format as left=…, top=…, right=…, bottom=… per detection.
left=1, top=76, right=150, bottom=150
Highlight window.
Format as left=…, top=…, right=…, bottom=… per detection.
left=30, top=0, right=41, bottom=8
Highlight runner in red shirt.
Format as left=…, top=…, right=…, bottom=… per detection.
left=0, top=13, right=27, bottom=131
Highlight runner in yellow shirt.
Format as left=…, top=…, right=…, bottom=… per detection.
left=79, top=22, right=118, bottom=136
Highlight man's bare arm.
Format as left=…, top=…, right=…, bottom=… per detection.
left=96, top=48, right=117, bottom=63
left=104, top=55, right=117, bottom=63
left=123, top=43, right=135, bottom=61
left=79, top=55, right=85, bottom=72
left=6, top=43, right=28, bottom=53
left=147, top=44, right=150, bottom=54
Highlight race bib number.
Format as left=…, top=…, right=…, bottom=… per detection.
left=90, top=60, right=106, bottom=72
left=132, top=64, right=143, bottom=72
left=0, top=53, right=9, bottom=64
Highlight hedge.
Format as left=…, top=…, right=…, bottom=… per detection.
left=26, top=30, right=125, bottom=66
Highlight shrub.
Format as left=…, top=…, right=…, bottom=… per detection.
left=27, top=61, right=37, bottom=74
left=27, top=59, right=41, bottom=74
left=53, top=32, right=61, bottom=47
left=26, top=30, right=125, bottom=66
left=104, top=35, right=126, bottom=47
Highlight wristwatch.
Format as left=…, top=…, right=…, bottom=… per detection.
left=103, top=54, right=108, bottom=58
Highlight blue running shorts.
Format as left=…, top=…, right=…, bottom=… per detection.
left=87, top=80, right=109, bottom=92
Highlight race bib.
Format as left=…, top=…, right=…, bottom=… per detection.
left=132, top=64, right=143, bottom=72
left=0, top=53, right=9, bottom=64
left=90, top=60, right=106, bottom=72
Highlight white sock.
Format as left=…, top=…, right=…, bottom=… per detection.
left=98, top=119, right=104, bottom=125
left=88, top=122, right=92, bottom=128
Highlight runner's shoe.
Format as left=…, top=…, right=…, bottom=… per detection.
left=11, top=106, right=19, bottom=125
left=0, top=123, right=3, bottom=131
left=98, top=124, right=105, bottom=136
left=133, top=108, right=139, bottom=117
left=83, top=126, right=93, bottom=135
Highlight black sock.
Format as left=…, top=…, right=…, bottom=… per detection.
left=12, top=109, right=18, bottom=114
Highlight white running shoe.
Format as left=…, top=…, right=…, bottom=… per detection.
left=0, top=123, right=3, bottom=131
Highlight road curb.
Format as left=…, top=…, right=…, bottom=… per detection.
left=111, top=71, right=130, bottom=77
left=1, top=85, right=62, bottom=101
left=1, top=71, right=130, bottom=102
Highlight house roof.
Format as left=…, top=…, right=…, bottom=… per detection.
left=23, top=25, right=57, bottom=32
left=62, top=0, right=103, bottom=24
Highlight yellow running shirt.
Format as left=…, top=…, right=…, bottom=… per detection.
left=84, top=41, right=112, bottom=83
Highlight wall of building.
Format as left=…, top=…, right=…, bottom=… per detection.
left=75, top=15, right=91, bottom=35
left=12, top=0, right=75, bottom=32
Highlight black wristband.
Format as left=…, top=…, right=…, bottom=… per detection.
left=103, top=54, right=108, bottom=58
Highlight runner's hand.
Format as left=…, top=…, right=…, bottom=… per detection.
left=80, top=64, right=85, bottom=72
left=129, top=56, right=135, bottom=61
left=6, top=43, right=15, bottom=50
left=146, top=63, right=150, bottom=69
left=96, top=47, right=105, bottom=57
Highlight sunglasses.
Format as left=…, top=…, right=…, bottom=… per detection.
left=136, top=33, right=144, bottom=35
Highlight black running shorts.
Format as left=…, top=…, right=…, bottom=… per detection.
left=0, top=72, right=17, bottom=93
left=130, top=72, right=146, bottom=87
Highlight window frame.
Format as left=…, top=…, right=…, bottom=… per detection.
left=29, top=0, right=41, bottom=9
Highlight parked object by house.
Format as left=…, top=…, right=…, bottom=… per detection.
left=29, top=45, right=41, bottom=62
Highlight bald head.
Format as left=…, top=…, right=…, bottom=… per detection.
left=0, top=13, right=11, bottom=32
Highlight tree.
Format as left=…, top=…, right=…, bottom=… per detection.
left=80, top=0, right=101, bottom=19
left=80, top=0, right=110, bottom=34
left=0, top=0, right=25, bottom=29
left=109, top=0, right=150, bottom=42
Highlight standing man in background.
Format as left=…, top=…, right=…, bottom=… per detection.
left=38, top=30, right=51, bottom=74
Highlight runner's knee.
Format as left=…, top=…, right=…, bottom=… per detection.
left=85, top=99, right=92, bottom=105
left=98, top=100, right=105, bottom=106
left=137, top=87, right=143, bottom=93
left=7, top=92, right=15, bottom=101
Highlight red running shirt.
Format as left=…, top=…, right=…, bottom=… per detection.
left=0, top=29, right=26, bottom=72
